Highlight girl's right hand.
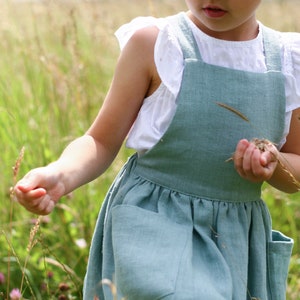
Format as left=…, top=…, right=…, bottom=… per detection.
left=13, top=166, right=65, bottom=215
left=233, top=139, right=278, bottom=183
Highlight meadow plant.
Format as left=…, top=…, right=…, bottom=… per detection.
left=0, top=1, right=299, bottom=299
left=0, top=273, right=4, bottom=285
left=9, top=289, right=21, bottom=300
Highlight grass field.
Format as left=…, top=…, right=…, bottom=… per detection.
left=0, top=0, right=299, bottom=299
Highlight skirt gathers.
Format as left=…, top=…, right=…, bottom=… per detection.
left=83, top=155, right=293, bottom=300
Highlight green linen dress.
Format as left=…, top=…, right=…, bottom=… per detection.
left=83, top=13, right=294, bottom=300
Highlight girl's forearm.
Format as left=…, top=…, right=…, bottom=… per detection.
left=267, top=152, right=300, bottom=194
left=49, top=134, right=118, bottom=195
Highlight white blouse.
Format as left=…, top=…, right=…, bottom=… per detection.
left=115, top=13, right=300, bottom=154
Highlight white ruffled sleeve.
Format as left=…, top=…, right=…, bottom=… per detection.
left=282, top=32, right=300, bottom=113
left=154, top=20, right=184, bottom=97
left=115, top=16, right=184, bottom=98
left=275, top=32, right=300, bottom=148
left=115, top=16, right=163, bottom=50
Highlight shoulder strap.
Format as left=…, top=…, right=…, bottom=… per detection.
left=168, top=12, right=203, bottom=61
left=261, top=25, right=282, bottom=71
left=170, top=14, right=282, bottom=72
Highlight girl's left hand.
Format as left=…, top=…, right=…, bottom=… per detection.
left=233, top=139, right=278, bottom=182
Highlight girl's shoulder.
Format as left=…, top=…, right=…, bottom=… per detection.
left=115, top=15, right=171, bottom=50
left=115, top=14, right=183, bottom=96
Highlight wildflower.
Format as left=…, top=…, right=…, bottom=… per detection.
left=40, top=282, right=47, bottom=292
left=58, top=282, right=70, bottom=292
left=9, top=288, right=21, bottom=300
left=47, top=270, right=54, bottom=279
left=75, top=238, right=87, bottom=249
left=0, top=272, right=5, bottom=284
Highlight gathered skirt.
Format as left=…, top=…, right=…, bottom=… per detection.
left=83, top=155, right=293, bottom=300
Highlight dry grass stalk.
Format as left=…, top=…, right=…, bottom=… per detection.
left=96, top=279, right=127, bottom=300
left=7, top=147, right=26, bottom=298
left=20, top=216, right=42, bottom=295
left=27, top=217, right=41, bottom=252
left=19, top=217, right=41, bottom=293
left=99, top=279, right=118, bottom=300
left=217, top=102, right=300, bottom=190
left=275, top=158, right=300, bottom=190
left=8, top=146, right=41, bottom=296
left=40, top=244, right=82, bottom=294
left=2, top=230, right=36, bottom=299
left=216, top=101, right=250, bottom=122
left=12, top=146, right=25, bottom=185
left=250, top=138, right=300, bottom=190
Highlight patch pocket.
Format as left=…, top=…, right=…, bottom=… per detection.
left=111, top=205, right=189, bottom=300
left=267, top=230, right=294, bottom=300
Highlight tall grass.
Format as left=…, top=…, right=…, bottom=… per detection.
left=0, top=0, right=299, bottom=299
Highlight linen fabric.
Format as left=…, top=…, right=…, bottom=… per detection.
left=83, top=13, right=293, bottom=300
left=115, top=13, right=300, bottom=154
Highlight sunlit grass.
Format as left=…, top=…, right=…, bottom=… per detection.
left=0, top=0, right=299, bottom=299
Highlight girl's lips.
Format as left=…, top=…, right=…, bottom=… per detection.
left=203, top=6, right=227, bottom=18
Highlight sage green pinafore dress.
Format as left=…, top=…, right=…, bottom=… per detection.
left=84, top=13, right=293, bottom=300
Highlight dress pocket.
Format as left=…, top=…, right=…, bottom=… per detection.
left=111, top=205, right=189, bottom=300
left=267, top=230, right=294, bottom=300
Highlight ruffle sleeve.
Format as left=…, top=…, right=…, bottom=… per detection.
left=115, top=16, right=183, bottom=97
left=281, top=32, right=300, bottom=113
left=115, top=16, right=164, bottom=50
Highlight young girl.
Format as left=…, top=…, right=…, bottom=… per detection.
left=14, top=1, right=300, bottom=299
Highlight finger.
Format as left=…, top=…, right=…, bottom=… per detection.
left=29, top=194, right=53, bottom=215
left=242, top=143, right=256, bottom=175
left=250, top=148, right=266, bottom=177
left=43, top=200, right=56, bottom=215
left=15, top=183, right=33, bottom=193
left=235, top=139, right=250, bottom=157
left=15, top=186, right=47, bottom=202
left=15, top=168, right=49, bottom=193
left=260, top=150, right=277, bottom=167
left=234, top=139, right=249, bottom=172
left=19, top=194, right=53, bottom=215
left=241, top=145, right=268, bottom=182
left=26, top=188, right=47, bottom=200
left=249, top=148, right=277, bottom=181
left=15, top=178, right=41, bottom=193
